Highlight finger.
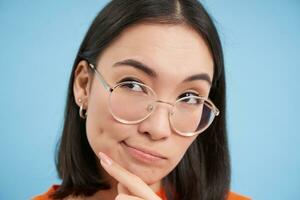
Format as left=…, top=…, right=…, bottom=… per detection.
left=118, top=183, right=131, bottom=195
left=98, top=152, right=161, bottom=200
left=116, top=193, right=143, bottom=200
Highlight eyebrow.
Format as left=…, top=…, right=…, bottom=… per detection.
left=113, top=59, right=157, bottom=77
left=112, top=59, right=212, bottom=85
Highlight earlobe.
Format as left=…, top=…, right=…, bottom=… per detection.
left=73, top=60, right=92, bottom=108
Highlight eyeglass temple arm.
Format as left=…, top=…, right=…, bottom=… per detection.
left=206, top=101, right=220, bottom=116
left=89, top=63, right=112, bottom=92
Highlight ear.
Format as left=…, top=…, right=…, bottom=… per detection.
left=73, top=60, right=92, bottom=109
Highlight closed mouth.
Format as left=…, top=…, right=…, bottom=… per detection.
left=122, top=141, right=167, bottom=161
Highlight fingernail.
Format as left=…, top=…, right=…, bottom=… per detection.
left=98, top=152, right=113, bottom=166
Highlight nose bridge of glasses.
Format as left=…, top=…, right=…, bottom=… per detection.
left=146, top=99, right=173, bottom=114
left=156, top=99, right=173, bottom=106
left=154, top=100, right=174, bottom=109
left=148, top=99, right=174, bottom=116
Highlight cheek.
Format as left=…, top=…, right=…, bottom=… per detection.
left=169, top=135, right=198, bottom=166
left=85, top=91, right=133, bottom=157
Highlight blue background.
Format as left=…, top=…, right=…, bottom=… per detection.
left=1, top=0, right=299, bottom=199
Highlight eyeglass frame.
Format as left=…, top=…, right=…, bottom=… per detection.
left=88, top=62, right=220, bottom=137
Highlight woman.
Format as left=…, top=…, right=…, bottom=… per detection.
left=34, top=0, right=250, bottom=199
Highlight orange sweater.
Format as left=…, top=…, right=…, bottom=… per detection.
left=32, top=185, right=250, bottom=200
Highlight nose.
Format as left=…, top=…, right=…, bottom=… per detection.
left=137, top=101, right=172, bottom=140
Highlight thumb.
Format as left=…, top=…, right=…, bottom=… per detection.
left=117, top=182, right=131, bottom=195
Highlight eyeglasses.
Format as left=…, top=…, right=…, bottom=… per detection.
left=89, top=63, right=219, bottom=137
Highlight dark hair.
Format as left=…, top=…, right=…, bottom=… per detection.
left=52, top=0, right=230, bottom=199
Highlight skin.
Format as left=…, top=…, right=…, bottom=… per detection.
left=72, top=23, right=214, bottom=200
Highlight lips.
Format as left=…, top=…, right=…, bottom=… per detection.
left=122, top=141, right=167, bottom=162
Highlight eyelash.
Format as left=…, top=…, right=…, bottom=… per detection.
left=117, top=77, right=201, bottom=98
left=117, top=77, right=143, bottom=84
left=178, top=91, right=200, bottom=99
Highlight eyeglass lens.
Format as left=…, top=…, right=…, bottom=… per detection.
left=109, top=81, right=216, bottom=135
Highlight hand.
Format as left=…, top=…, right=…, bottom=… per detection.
left=98, top=152, right=162, bottom=200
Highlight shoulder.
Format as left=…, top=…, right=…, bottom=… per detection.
left=32, top=185, right=251, bottom=200
left=156, top=187, right=250, bottom=200
left=32, top=185, right=60, bottom=200
left=227, top=191, right=251, bottom=200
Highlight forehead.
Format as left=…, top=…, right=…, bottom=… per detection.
left=99, top=23, right=214, bottom=82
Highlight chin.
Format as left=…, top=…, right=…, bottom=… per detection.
left=129, top=167, right=166, bottom=185
left=143, top=176, right=161, bottom=185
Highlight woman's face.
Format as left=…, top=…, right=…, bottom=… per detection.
left=74, top=23, right=213, bottom=189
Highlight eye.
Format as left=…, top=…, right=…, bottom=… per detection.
left=124, top=82, right=143, bottom=92
left=118, top=78, right=147, bottom=93
left=178, top=92, right=203, bottom=105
